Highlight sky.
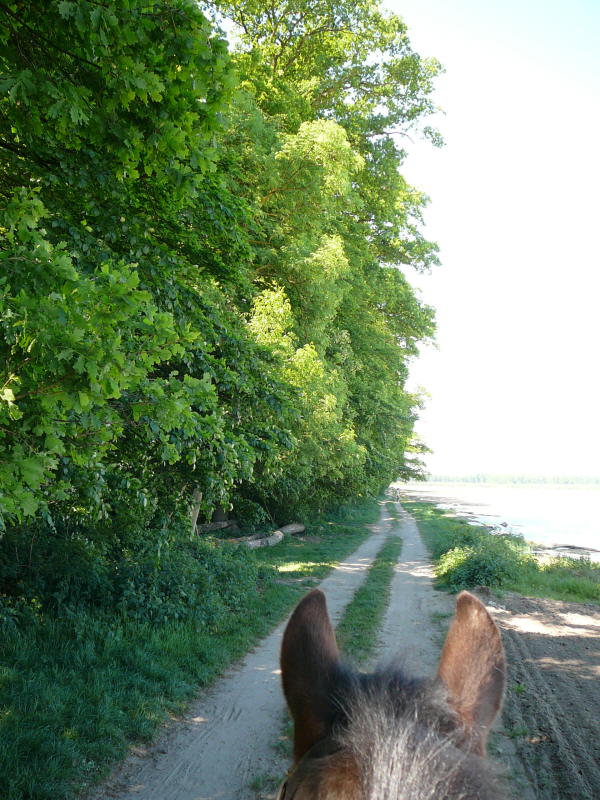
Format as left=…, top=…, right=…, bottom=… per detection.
left=384, top=0, right=600, bottom=477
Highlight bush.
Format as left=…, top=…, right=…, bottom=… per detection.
left=115, top=539, right=266, bottom=626
left=404, top=503, right=530, bottom=591
left=404, top=501, right=600, bottom=604
left=436, top=539, right=518, bottom=590
left=425, top=519, right=481, bottom=561
left=0, top=518, right=269, bottom=630
left=0, top=522, right=114, bottom=613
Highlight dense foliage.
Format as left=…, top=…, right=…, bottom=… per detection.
left=1, top=0, right=439, bottom=613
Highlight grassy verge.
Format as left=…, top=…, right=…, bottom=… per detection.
left=0, top=499, right=380, bottom=800
left=403, top=499, right=600, bottom=604
left=336, top=534, right=403, bottom=663
left=252, top=499, right=379, bottom=583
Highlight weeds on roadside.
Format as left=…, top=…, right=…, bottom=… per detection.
left=403, top=500, right=600, bottom=604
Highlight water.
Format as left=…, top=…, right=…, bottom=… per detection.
left=397, top=482, right=600, bottom=558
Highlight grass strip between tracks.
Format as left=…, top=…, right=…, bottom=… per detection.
left=336, top=529, right=403, bottom=664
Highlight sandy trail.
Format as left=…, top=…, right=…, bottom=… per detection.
left=92, top=503, right=397, bottom=800
left=374, top=502, right=452, bottom=672
left=496, top=592, right=600, bottom=800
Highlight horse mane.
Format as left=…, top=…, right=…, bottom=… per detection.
left=286, top=665, right=505, bottom=800
left=340, top=668, right=505, bottom=800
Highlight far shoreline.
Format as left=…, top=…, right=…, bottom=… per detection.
left=416, top=476, right=600, bottom=488
left=396, top=481, right=600, bottom=563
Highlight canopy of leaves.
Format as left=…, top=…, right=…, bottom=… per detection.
left=1, top=0, right=439, bottom=571
left=213, top=0, right=439, bottom=509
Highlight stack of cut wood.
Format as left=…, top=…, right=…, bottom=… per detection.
left=280, top=523, right=305, bottom=536
left=244, top=530, right=284, bottom=549
left=197, top=513, right=305, bottom=548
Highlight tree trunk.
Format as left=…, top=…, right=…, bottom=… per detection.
left=190, top=487, right=202, bottom=536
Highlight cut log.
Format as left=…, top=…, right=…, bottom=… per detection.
left=280, top=523, right=305, bottom=535
left=246, top=531, right=269, bottom=542
left=244, top=530, right=284, bottom=549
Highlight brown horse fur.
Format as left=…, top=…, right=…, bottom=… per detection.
left=280, top=589, right=506, bottom=799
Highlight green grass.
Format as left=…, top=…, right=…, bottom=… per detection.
left=0, top=498, right=380, bottom=800
left=403, top=499, right=600, bottom=604
left=253, top=499, right=379, bottom=582
left=248, top=771, right=280, bottom=793
left=336, top=534, right=403, bottom=664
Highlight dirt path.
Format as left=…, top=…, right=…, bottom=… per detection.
left=495, top=592, right=600, bottom=800
left=374, top=503, right=452, bottom=672
left=91, top=503, right=398, bottom=800
left=89, top=501, right=600, bottom=800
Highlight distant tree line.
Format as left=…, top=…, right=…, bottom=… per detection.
left=427, top=475, right=600, bottom=485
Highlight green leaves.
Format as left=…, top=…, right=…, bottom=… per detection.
left=0, top=0, right=440, bottom=531
left=276, top=120, right=364, bottom=197
left=214, top=0, right=441, bottom=508
left=0, top=188, right=204, bottom=523
left=0, top=0, right=235, bottom=206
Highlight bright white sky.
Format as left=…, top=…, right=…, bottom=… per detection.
left=384, top=0, right=600, bottom=477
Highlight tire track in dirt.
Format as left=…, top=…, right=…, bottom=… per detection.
left=495, top=594, right=600, bottom=800
left=372, top=502, right=535, bottom=800
left=374, top=502, right=453, bottom=672
left=89, top=503, right=396, bottom=800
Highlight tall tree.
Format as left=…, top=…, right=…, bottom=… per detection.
left=0, top=1, right=287, bottom=529
left=214, top=0, right=440, bottom=507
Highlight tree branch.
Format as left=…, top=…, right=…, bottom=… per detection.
left=0, top=2, right=102, bottom=71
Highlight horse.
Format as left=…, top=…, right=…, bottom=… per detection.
left=277, top=589, right=506, bottom=799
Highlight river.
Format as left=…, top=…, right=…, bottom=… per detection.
left=396, top=482, right=600, bottom=559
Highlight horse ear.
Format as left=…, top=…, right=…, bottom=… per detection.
left=281, top=589, right=341, bottom=762
left=437, top=591, right=506, bottom=754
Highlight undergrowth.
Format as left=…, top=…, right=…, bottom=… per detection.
left=0, top=498, right=380, bottom=800
left=403, top=500, right=600, bottom=604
